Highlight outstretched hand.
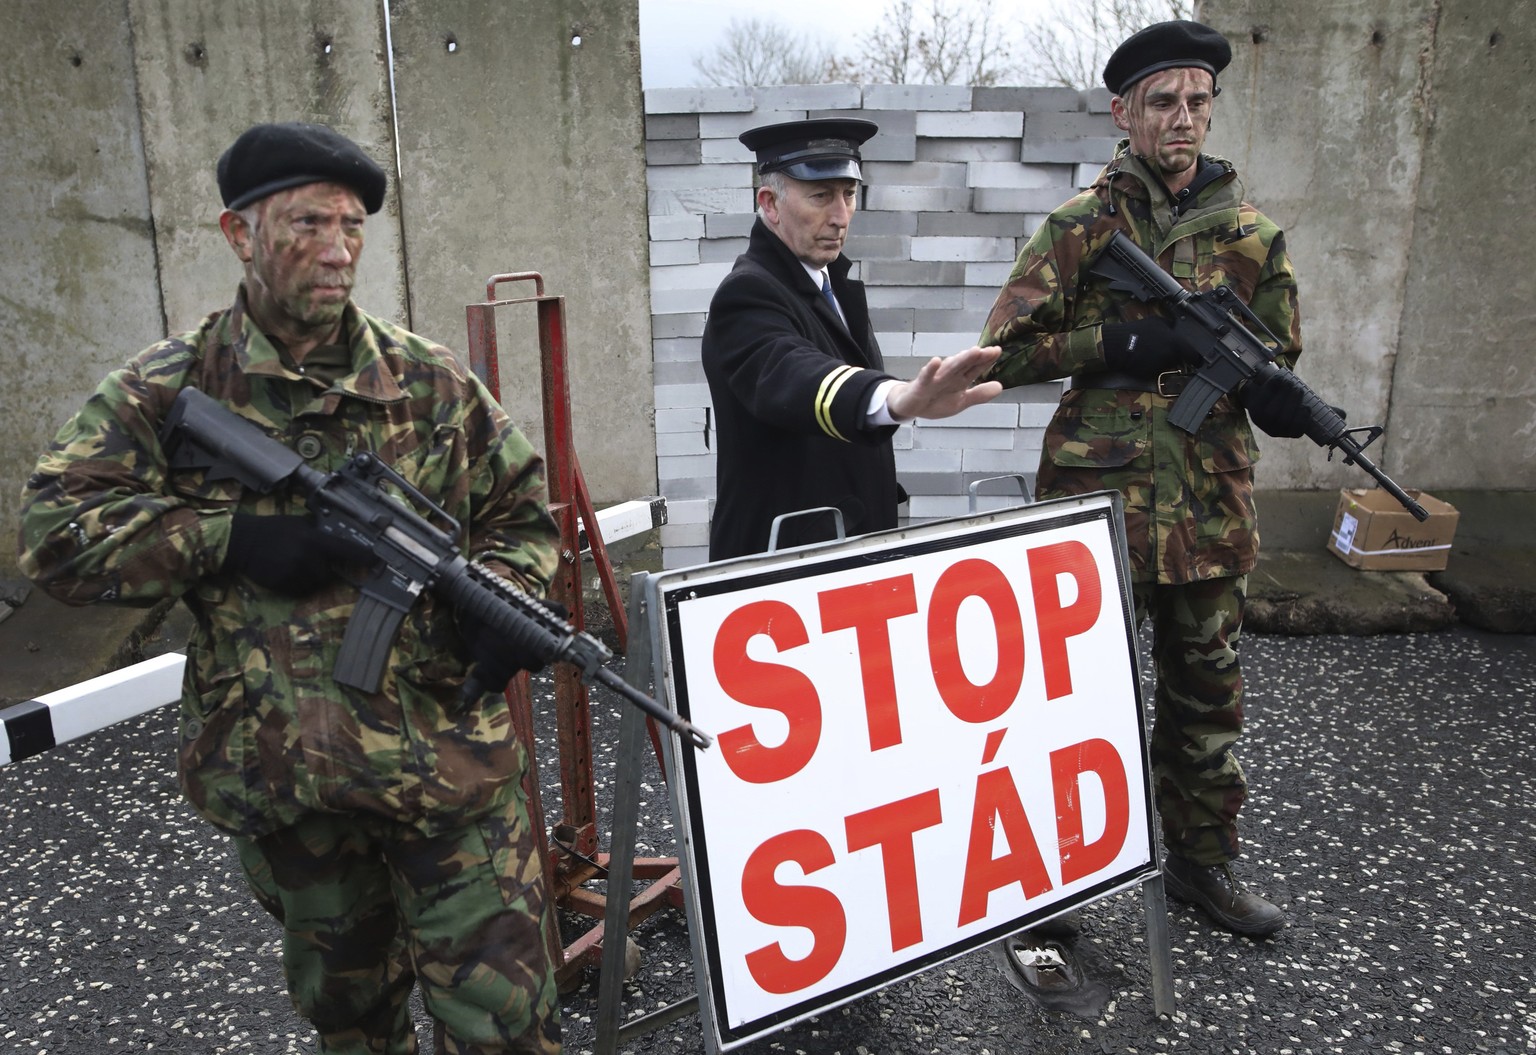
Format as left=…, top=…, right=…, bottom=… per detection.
left=886, top=345, right=1003, bottom=421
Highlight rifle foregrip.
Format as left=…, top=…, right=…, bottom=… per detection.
left=446, top=562, right=714, bottom=749
left=440, top=565, right=565, bottom=665
left=1294, top=383, right=1348, bottom=447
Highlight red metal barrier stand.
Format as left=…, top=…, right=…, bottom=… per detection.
left=465, top=274, right=682, bottom=990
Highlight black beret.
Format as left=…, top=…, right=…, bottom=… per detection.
left=739, top=118, right=879, bottom=182
left=1102, top=20, right=1232, bottom=97
left=217, top=122, right=388, bottom=214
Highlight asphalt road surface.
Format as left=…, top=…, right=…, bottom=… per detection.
left=3, top=627, right=1533, bottom=1054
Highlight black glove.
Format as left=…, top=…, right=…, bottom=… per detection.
left=1101, top=318, right=1198, bottom=379
left=1241, top=368, right=1312, bottom=438
left=458, top=598, right=568, bottom=700
left=223, top=513, right=373, bottom=595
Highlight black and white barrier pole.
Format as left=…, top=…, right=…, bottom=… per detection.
left=0, top=495, right=668, bottom=767
left=0, top=652, right=186, bottom=767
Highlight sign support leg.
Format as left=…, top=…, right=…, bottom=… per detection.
left=593, top=572, right=709, bottom=1054
left=594, top=575, right=653, bottom=1054
left=466, top=276, right=683, bottom=986
left=1142, top=872, right=1177, bottom=1017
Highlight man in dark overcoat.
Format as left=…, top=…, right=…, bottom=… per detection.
left=702, top=118, right=1002, bottom=560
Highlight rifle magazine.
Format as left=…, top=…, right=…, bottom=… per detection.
left=335, top=592, right=410, bottom=694
left=1166, top=375, right=1227, bottom=433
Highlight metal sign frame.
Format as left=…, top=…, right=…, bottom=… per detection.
left=598, top=491, right=1175, bottom=1052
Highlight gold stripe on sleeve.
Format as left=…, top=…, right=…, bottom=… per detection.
left=814, top=365, right=860, bottom=441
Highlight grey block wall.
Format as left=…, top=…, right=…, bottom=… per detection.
left=644, top=84, right=1119, bottom=568
left=1, top=0, right=404, bottom=579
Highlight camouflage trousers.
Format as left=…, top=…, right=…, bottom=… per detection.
left=232, top=792, right=562, bottom=1054
left=1133, top=574, right=1248, bottom=866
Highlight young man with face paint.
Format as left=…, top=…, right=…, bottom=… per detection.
left=19, top=123, right=565, bottom=1051
left=979, top=22, right=1309, bottom=938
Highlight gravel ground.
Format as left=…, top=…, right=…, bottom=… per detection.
left=3, top=627, right=1533, bottom=1054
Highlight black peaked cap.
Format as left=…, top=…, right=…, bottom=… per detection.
left=739, top=118, right=879, bottom=182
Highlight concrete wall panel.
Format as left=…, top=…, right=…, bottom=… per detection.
left=388, top=0, right=656, bottom=504
left=0, top=0, right=163, bottom=576
left=1205, top=0, right=1434, bottom=489
left=1207, top=0, right=1533, bottom=490
left=1391, top=3, right=1535, bottom=486
left=127, top=0, right=404, bottom=334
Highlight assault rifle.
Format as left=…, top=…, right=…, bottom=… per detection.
left=1090, top=231, right=1429, bottom=521
left=159, top=387, right=711, bottom=749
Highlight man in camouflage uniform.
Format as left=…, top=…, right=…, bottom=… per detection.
left=17, top=122, right=564, bottom=1051
left=980, top=22, right=1317, bottom=938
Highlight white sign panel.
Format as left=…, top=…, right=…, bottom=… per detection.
left=651, top=493, right=1155, bottom=1050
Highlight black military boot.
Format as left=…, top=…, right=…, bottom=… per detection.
left=1163, top=855, right=1286, bottom=937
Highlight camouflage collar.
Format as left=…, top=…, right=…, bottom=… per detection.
left=220, top=288, right=408, bottom=404
left=1099, top=142, right=1241, bottom=229
left=334, top=305, right=409, bottom=404
left=1102, top=143, right=1237, bottom=204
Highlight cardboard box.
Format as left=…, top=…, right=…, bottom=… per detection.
left=1327, top=488, right=1460, bottom=571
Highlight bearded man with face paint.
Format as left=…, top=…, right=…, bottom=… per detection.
left=979, top=22, right=1301, bottom=938
left=18, top=123, right=565, bottom=1051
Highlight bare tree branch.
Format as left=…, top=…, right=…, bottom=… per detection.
left=1019, top=0, right=1194, bottom=90
left=688, top=0, right=1190, bottom=89
left=692, top=17, right=844, bottom=87
left=858, top=0, right=1021, bottom=86
left=859, top=0, right=917, bottom=84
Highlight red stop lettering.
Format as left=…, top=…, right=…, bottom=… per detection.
left=818, top=574, right=919, bottom=751
left=957, top=766, right=1053, bottom=925
left=844, top=789, right=943, bottom=951
left=741, top=829, right=847, bottom=994
left=1051, top=738, right=1131, bottom=884
left=1027, top=540, right=1102, bottom=701
left=713, top=600, right=821, bottom=783
left=928, top=559, right=1025, bottom=724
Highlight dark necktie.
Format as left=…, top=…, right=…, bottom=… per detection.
left=820, top=273, right=843, bottom=321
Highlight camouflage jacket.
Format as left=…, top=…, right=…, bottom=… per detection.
left=17, top=290, right=560, bottom=837
left=979, top=143, right=1302, bottom=584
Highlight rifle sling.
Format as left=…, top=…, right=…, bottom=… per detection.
left=1075, top=369, right=1193, bottom=396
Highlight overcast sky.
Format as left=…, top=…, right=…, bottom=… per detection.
left=637, top=0, right=1052, bottom=89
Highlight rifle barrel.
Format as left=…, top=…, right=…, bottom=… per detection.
left=595, top=667, right=713, bottom=749
left=1334, top=439, right=1430, bottom=521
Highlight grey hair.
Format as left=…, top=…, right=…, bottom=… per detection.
left=755, top=170, right=791, bottom=219
left=236, top=202, right=262, bottom=234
